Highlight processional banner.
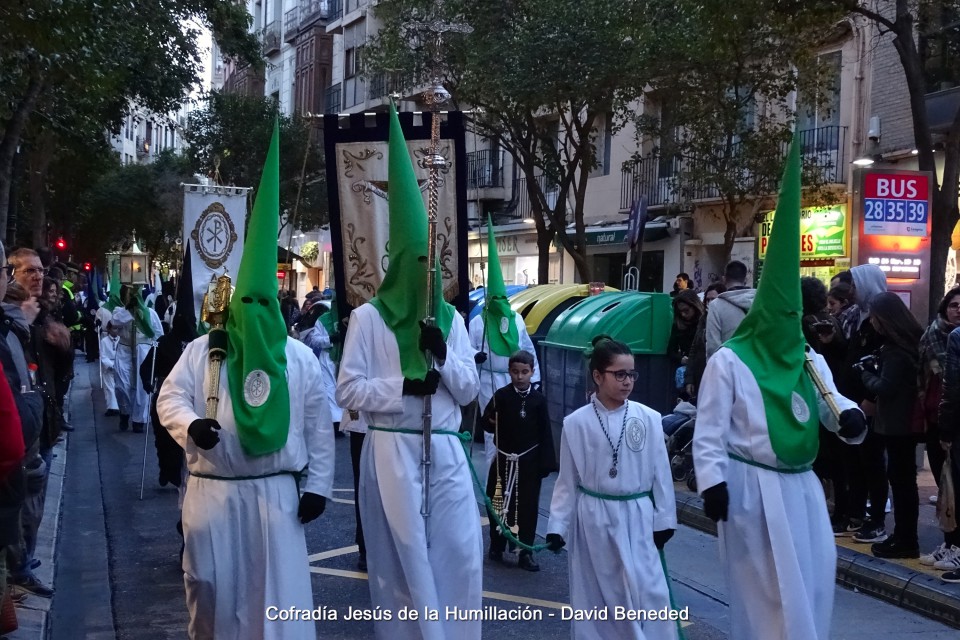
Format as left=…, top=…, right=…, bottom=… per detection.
left=322, top=110, right=469, bottom=323
left=181, top=185, right=249, bottom=325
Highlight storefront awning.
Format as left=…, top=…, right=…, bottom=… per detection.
left=582, top=222, right=670, bottom=248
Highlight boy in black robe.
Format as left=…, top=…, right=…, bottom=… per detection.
left=482, top=350, right=557, bottom=571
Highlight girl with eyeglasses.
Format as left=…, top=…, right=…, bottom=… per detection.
left=545, top=335, right=679, bottom=639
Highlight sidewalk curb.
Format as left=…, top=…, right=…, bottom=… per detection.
left=674, top=492, right=960, bottom=629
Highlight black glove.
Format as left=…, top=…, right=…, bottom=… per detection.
left=653, top=528, right=675, bottom=549
left=545, top=533, right=566, bottom=553
left=837, top=408, right=867, bottom=440
left=298, top=492, right=327, bottom=524
left=474, top=352, right=488, bottom=365
left=418, top=321, right=447, bottom=362
left=329, top=332, right=343, bottom=344
left=188, top=418, right=221, bottom=450
left=702, top=482, right=729, bottom=522
left=402, top=369, right=441, bottom=396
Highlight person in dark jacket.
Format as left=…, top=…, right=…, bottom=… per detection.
left=840, top=265, right=888, bottom=543
left=684, top=282, right=724, bottom=400
left=859, top=292, right=923, bottom=559
left=667, top=290, right=703, bottom=400
left=938, top=325, right=960, bottom=582
left=918, top=287, right=960, bottom=570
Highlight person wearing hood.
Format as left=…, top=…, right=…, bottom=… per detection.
left=694, top=136, right=866, bottom=639
left=469, top=216, right=540, bottom=489
left=336, top=104, right=482, bottom=640
left=838, top=264, right=889, bottom=543
left=111, top=284, right=163, bottom=433
left=705, top=260, right=756, bottom=358
left=157, top=122, right=334, bottom=640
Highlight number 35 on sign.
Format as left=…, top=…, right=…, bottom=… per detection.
left=862, top=172, right=930, bottom=237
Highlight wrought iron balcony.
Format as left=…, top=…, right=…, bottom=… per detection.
left=367, top=72, right=415, bottom=101
left=284, top=9, right=299, bottom=42
left=466, top=150, right=504, bottom=190
left=619, top=125, right=849, bottom=211
left=263, top=21, right=281, bottom=55
left=324, top=83, right=342, bottom=114
left=513, top=175, right=559, bottom=221
left=300, top=0, right=336, bottom=28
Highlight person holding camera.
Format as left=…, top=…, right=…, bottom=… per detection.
left=858, top=292, right=924, bottom=559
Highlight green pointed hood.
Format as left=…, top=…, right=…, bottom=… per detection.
left=131, top=286, right=155, bottom=339
left=319, top=293, right=342, bottom=364
left=724, top=133, right=819, bottom=467
left=103, top=262, right=122, bottom=312
left=225, top=119, right=290, bottom=456
left=369, top=103, right=454, bottom=379
left=482, top=215, right=519, bottom=356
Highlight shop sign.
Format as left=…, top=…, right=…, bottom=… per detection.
left=863, top=171, right=930, bottom=237
left=758, top=205, right=847, bottom=260
left=866, top=256, right=922, bottom=280
left=586, top=229, right=629, bottom=246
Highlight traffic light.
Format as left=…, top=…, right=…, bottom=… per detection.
left=83, top=262, right=92, bottom=271
left=55, top=238, right=66, bottom=250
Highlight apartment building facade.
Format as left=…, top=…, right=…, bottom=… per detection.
left=108, top=104, right=189, bottom=166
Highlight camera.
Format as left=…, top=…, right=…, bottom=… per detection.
left=813, top=321, right=834, bottom=335
left=853, top=354, right=878, bottom=372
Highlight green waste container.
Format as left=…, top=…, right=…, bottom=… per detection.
left=540, top=291, right=674, bottom=462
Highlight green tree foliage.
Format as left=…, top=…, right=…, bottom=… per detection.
left=76, top=151, right=196, bottom=266
left=184, top=92, right=327, bottom=237
left=0, top=0, right=260, bottom=242
left=367, top=0, right=652, bottom=283
left=624, top=0, right=847, bottom=260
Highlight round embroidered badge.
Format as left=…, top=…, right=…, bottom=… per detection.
left=626, top=416, right=646, bottom=452
left=244, top=370, right=271, bottom=407
left=791, top=391, right=811, bottom=423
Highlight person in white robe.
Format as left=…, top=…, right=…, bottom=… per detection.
left=301, top=319, right=343, bottom=426
left=157, top=122, right=335, bottom=640
left=693, top=136, right=867, bottom=640
left=111, top=290, right=163, bottom=432
left=335, top=102, right=482, bottom=640
left=100, top=322, right=120, bottom=415
left=547, top=337, right=678, bottom=640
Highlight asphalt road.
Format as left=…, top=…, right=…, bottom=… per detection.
left=49, top=360, right=959, bottom=639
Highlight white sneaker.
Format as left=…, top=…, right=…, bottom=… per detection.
left=930, top=495, right=939, bottom=505
left=920, top=542, right=950, bottom=566
left=934, top=546, right=960, bottom=570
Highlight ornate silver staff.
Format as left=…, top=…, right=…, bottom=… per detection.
left=406, top=1, right=473, bottom=547
left=200, top=273, right=232, bottom=419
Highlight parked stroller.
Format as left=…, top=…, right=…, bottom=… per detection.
left=663, top=401, right=697, bottom=492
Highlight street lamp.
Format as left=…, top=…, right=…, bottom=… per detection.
left=119, top=236, right=150, bottom=286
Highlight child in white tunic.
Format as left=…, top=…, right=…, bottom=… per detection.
left=547, top=335, right=679, bottom=640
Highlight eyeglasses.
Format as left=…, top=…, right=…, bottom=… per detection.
left=2, top=264, right=14, bottom=280
left=19, top=267, right=46, bottom=277
left=948, top=302, right=960, bottom=309
left=601, top=369, right=640, bottom=382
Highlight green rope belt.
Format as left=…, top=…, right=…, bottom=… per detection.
left=728, top=452, right=812, bottom=474
left=577, top=486, right=652, bottom=502
left=368, top=425, right=469, bottom=441
left=480, top=364, right=510, bottom=375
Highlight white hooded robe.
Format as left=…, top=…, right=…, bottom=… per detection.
left=111, top=306, right=163, bottom=423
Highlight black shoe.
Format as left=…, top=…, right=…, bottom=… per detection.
left=119, top=414, right=130, bottom=431
left=518, top=552, right=540, bottom=572
left=852, top=521, right=888, bottom=543
left=358, top=553, right=367, bottom=572
left=132, top=422, right=145, bottom=433
left=28, top=558, right=40, bottom=570
left=105, top=409, right=119, bottom=417
left=12, top=571, right=54, bottom=597
left=872, top=537, right=920, bottom=559
left=488, top=549, right=504, bottom=563
left=60, top=422, right=75, bottom=432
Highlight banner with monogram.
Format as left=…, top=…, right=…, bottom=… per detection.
left=181, top=185, right=249, bottom=325
left=323, top=110, right=469, bottom=322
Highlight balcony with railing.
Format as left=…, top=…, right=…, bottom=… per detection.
left=324, top=83, right=342, bottom=114
left=300, top=0, right=336, bottom=29
left=466, top=150, right=504, bottom=190
left=367, top=72, right=417, bottom=102
left=263, top=21, right=281, bottom=55
left=619, top=125, right=849, bottom=211
left=284, top=9, right=299, bottom=42
left=513, top=175, right=559, bottom=221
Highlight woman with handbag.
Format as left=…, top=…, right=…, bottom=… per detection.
left=859, top=292, right=924, bottom=559
left=920, top=287, right=960, bottom=571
